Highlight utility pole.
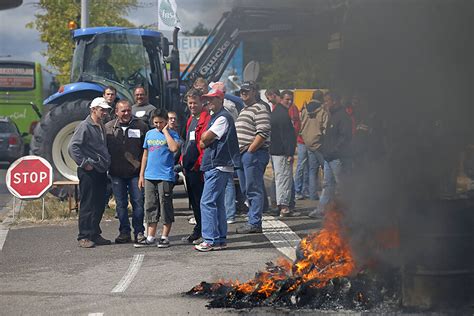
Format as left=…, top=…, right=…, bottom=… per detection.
left=81, top=0, right=88, bottom=28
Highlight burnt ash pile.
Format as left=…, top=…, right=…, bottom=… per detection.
left=187, top=210, right=400, bottom=311
left=187, top=265, right=400, bottom=310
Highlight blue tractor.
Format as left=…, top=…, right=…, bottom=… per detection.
left=31, top=7, right=305, bottom=183
left=30, top=27, right=181, bottom=181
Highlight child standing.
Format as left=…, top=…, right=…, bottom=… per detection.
left=135, top=109, right=181, bottom=248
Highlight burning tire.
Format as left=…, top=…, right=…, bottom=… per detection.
left=30, top=99, right=91, bottom=191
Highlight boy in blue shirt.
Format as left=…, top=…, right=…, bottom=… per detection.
left=135, top=109, right=181, bottom=248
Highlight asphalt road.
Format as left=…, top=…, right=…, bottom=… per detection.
left=0, top=180, right=326, bottom=315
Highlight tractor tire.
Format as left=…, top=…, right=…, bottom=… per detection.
left=30, top=99, right=91, bottom=196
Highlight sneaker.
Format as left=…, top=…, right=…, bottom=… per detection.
left=263, top=207, right=280, bottom=216
left=93, top=235, right=112, bottom=246
left=181, top=233, right=201, bottom=244
left=295, top=194, right=305, bottom=200
left=134, top=238, right=157, bottom=248
left=157, top=238, right=170, bottom=248
left=115, top=233, right=132, bottom=244
left=308, top=209, right=324, bottom=218
left=78, top=239, right=95, bottom=248
left=188, top=217, right=197, bottom=225
left=194, top=241, right=214, bottom=252
left=192, top=237, right=203, bottom=245
left=135, top=232, right=146, bottom=243
left=236, top=224, right=262, bottom=234
left=280, top=210, right=301, bottom=218
left=227, top=218, right=236, bottom=224
left=214, top=243, right=227, bottom=250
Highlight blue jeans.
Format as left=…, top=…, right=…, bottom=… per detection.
left=200, top=169, right=231, bottom=245
left=225, top=175, right=236, bottom=221
left=237, top=149, right=269, bottom=227
left=111, top=176, right=144, bottom=236
left=307, top=149, right=324, bottom=200
left=294, top=143, right=309, bottom=196
left=317, top=159, right=343, bottom=212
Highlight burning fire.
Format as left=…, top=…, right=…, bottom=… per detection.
left=189, top=209, right=357, bottom=300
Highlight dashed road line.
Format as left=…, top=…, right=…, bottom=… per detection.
left=111, top=254, right=144, bottom=293
left=262, top=216, right=301, bottom=261
left=88, top=313, right=104, bottom=316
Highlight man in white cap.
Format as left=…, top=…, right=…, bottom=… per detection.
left=69, top=97, right=112, bottom=248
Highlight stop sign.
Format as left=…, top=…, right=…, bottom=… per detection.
left=6, top=155, right=53, bottom=199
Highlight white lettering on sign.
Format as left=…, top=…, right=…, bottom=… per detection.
left=8, top=109, right=27, bottom=120
left=12, top=171, right=48, bottom=184
left=177, top=36, right=206, bottom=64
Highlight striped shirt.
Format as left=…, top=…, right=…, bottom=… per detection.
left=235, top=102, right=271, bottom=153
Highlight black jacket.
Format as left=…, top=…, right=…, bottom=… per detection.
left=270, top=104, right=296, bottom=156
left=321, top=105, right=352, bottom=161
left=105, top=117, right=149, bottom=177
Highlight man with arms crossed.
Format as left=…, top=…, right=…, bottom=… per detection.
left=195, top=87, right=240, bottom=251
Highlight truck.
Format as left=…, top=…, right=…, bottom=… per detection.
left=0, top=60, right=55, bottom=150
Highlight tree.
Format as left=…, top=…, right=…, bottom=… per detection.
left=27, top=0, right=138, bottom=84
left=182, top=22, right=210, bottom=36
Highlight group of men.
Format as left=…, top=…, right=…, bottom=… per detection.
left=265, top=89, right=353, bottom=219
left=68, top=79, right=353, bottom=251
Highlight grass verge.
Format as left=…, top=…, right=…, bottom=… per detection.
left=13, top=193, right=116, bottom=224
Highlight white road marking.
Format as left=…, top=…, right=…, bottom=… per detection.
left=111, top=254, right=144, bottom=293
left=0, top=196, right=17, bottom=252
left=0, top=227, right=8, bottom=251
left=88, top=313, right=104, bottom=316
left=262, top=216, right=301, bottom=261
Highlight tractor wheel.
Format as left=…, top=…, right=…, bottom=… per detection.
left=30, top=99, right=91, bottom=194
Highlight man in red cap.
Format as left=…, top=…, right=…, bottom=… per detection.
left=194, top=87, right=241, bottom=252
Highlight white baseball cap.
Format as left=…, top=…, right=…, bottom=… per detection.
left=90, top=97, right=111, bottom=109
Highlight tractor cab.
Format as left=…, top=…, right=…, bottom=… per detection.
left=69, top=27, right=166, bottom=107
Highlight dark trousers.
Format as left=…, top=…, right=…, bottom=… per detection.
left=185, top=169, right=204, bottom=236
left=77, top=168, right=107, bottom=241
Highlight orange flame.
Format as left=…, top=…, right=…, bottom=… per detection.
left=227, top=209, right=356, bottom=297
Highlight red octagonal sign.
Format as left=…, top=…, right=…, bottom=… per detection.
left=6, top=155, right=53, bottom=199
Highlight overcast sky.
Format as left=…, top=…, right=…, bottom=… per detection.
left=0, top=0, right=235, bottom=71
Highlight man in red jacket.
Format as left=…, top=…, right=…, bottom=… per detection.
left=181, top=88, right=211, bottom=243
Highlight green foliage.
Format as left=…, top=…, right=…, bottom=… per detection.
left=260, top=38, right=335, bottom=89
left=26, top=0, right=138, bottom=85
left=182, top=22, right=210, bottom=36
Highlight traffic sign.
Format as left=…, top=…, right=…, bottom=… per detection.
left=6, top=155, right=53, bottom=199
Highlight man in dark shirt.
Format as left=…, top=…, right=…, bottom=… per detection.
left=132, top=86, right=156, bottom=128
left=268, top=89, right=297, bottom=217
left=309, top=91, right=352, bottom=218
left=96, top=46, right=118, bottom=81
left=105, top=100, right=149, bottom=244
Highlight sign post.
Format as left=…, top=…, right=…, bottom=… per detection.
left=6, top=156, right=53, bottom=220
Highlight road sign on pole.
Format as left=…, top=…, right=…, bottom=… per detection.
left=6, top=155, right=53, bottom=199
